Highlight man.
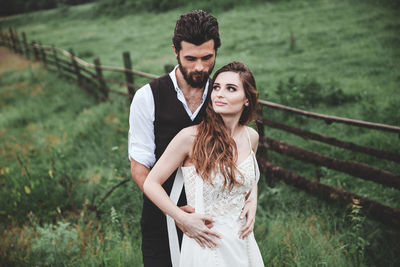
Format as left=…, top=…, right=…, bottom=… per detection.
left=129, top=10, right=221, bottom=267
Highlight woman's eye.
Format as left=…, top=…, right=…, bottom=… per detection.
left=228, top=86, right=236, bottom=92
left=213, top=85, right=220, bottom=91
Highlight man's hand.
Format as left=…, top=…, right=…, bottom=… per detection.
left=176, top=205, right=195, bottom=234
left=177, top=212, right=221, bottom=249
left=238, top=198, right=257, bottom=239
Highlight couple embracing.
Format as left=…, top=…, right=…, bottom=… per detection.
left=129, top=10, right=264, bottom=267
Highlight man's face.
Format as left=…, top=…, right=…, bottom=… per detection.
left=175, top=40, right=216, bottom=88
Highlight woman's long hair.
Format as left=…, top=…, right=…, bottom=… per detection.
left=192, top=61, right=258, bottom=190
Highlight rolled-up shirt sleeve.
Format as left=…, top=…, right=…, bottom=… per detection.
left=128, top=84, right=156, bottom=168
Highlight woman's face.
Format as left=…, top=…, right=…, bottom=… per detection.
left=211, top=71, right=248, bottom=118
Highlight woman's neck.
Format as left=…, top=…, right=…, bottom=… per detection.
left=221, top=115, right=242, bottom=137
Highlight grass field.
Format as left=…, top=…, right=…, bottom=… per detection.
left=1, top=0, right=400, bottom=266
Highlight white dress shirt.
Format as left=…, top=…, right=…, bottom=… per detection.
left=128, top=65, right=209, bottom=168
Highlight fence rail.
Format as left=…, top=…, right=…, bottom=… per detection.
left=258, top=117, right=400, bottom=163
left=258, top=99, right=400, bottom=134
left=0, top=27, right=158, bottom=100
left=1, top=27, right=399, bottom=228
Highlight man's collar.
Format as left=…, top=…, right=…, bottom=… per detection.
left=169, top=65, right=180, bottom=92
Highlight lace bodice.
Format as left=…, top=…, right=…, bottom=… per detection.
left=181, top=152, right=259, bottom=222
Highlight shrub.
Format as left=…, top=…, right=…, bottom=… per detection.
left=31, top=221, right=79, bottom=265
left=275, top=76, right=361, bottom=109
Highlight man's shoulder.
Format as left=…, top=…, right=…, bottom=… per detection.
left=133, top=83, right=152, bottom=99
left=130, top=83, right=153, bottom=110
left=149, top=74, right=173, bottom=92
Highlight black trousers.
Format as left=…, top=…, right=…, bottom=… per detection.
left=141, top=193, right=185, bottom=267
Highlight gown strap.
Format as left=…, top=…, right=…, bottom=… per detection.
left=245, top=126, right=253, bottom=153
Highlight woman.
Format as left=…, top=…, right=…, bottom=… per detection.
left=143, top=61, right=264, bottom=266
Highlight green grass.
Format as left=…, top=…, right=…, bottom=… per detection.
left=1, top=0, right=400, bottom=266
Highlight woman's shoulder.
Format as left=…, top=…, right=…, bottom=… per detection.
left=176, top=126, right=197, bottom=145
left=179, top=125, right=198, bottom=137
left=245, top=126, right=259, bottom=139
left=245, top=126, right=259, bottom=149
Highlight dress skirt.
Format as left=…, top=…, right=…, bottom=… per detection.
left=179, top=215, right=264, bottom=267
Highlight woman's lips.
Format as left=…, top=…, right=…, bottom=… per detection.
left=214, top=101, right=226, bottom=106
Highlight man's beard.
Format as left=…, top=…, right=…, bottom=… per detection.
left=178, top=56, right=215, bottom=89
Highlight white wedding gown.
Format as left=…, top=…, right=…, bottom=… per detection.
left=167, top=129, right=264, bottom=267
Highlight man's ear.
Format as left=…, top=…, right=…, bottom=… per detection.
left=172, top=45, right=178, bottom=58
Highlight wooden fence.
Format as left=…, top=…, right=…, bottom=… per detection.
left=1, top=27, right=400, bottom=228
left=255, top=100, right=400, bottom=228
left=0, top=27, right=159, bottom=101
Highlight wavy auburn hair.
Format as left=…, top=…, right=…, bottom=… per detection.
left=192, top=61, right=258, bottom=190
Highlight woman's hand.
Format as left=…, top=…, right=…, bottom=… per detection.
left=178, top=212, right=221, bottom=249
left=238, top=198, right=257, bottom=239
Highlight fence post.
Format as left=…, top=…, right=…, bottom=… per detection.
left=69, top=48, right=81, bottom=85
left=0, top=29, right=5, bottom=47
left=315, top=166, right=321, bottom=183
left=38, top=41, right=47, bottom=67
left=31, top=41, right=39, bottom=61
left=256, top=105, right=266, bottom=155
left=9, top=27, right=17, bottom=53
left=13, top=30, right=23, bottom=55
left=0, top=28, right=3, bottom=46
left=21, top=32, right=30, bottom=59
left=94, top=57, right=108, bottom=99
left=122, top=51, right=135, bottom=97
left=52, top=45, right=60, bottom=73
left=164, top=64, right=174, bottom=73
left=4, top=29, right=12, bottom=49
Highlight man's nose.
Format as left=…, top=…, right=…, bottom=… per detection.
left=194, top=60, right=204, bottom=72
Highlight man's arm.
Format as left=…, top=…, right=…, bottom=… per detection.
left=128, top=84, right=155, bottom=191
left=130, top=159, right=150, bottom=192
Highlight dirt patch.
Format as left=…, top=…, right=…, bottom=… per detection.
left=0, top=47, right=40, bottom=75
left=44, top=134, right=63, bottom=146
left=104, top=113, right=119, bottom=124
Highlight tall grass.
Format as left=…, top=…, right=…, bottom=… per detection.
left=1, top=0, right=400, bottom=265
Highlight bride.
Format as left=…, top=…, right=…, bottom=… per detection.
left=143, top=61, right=264, bottom=266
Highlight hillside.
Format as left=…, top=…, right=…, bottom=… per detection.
left=1, top=0, right=400, bottom=265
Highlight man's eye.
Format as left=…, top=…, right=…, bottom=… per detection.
left=202, top=55, right=212, bottom=60
left=187, top=57, right=196, bottom=61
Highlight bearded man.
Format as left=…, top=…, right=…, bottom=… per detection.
left=128, top=10, right=220, bottom=267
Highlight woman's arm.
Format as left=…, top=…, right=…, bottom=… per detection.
left=239, top=126, right=260, bottom=239
left=239, top=186, right=258, bottom=239
left=143, top=127, right=221, bottom=248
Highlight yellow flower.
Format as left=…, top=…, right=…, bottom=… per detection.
left=24, top=186, right=31, bottom=194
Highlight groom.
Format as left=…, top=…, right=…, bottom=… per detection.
left=129, top=10, right=221, bottom=267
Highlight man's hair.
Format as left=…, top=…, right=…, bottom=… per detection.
left=173, top=10, right=221, bottom=52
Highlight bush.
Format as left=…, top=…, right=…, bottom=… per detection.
left=275, top=76, right=361, bottom=109
left=31, top=221, right=79, bottom=265
left=0, top=0, right=93, bottom=16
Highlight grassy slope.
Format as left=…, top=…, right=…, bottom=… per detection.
left=2, top=0, right=399, bottom=116
left=1, top=0, right=400, bottom=266
left=0, top=47, right=143, bottom=265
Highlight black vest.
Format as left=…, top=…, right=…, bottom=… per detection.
left=140, top=73, right=209, bottom=250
